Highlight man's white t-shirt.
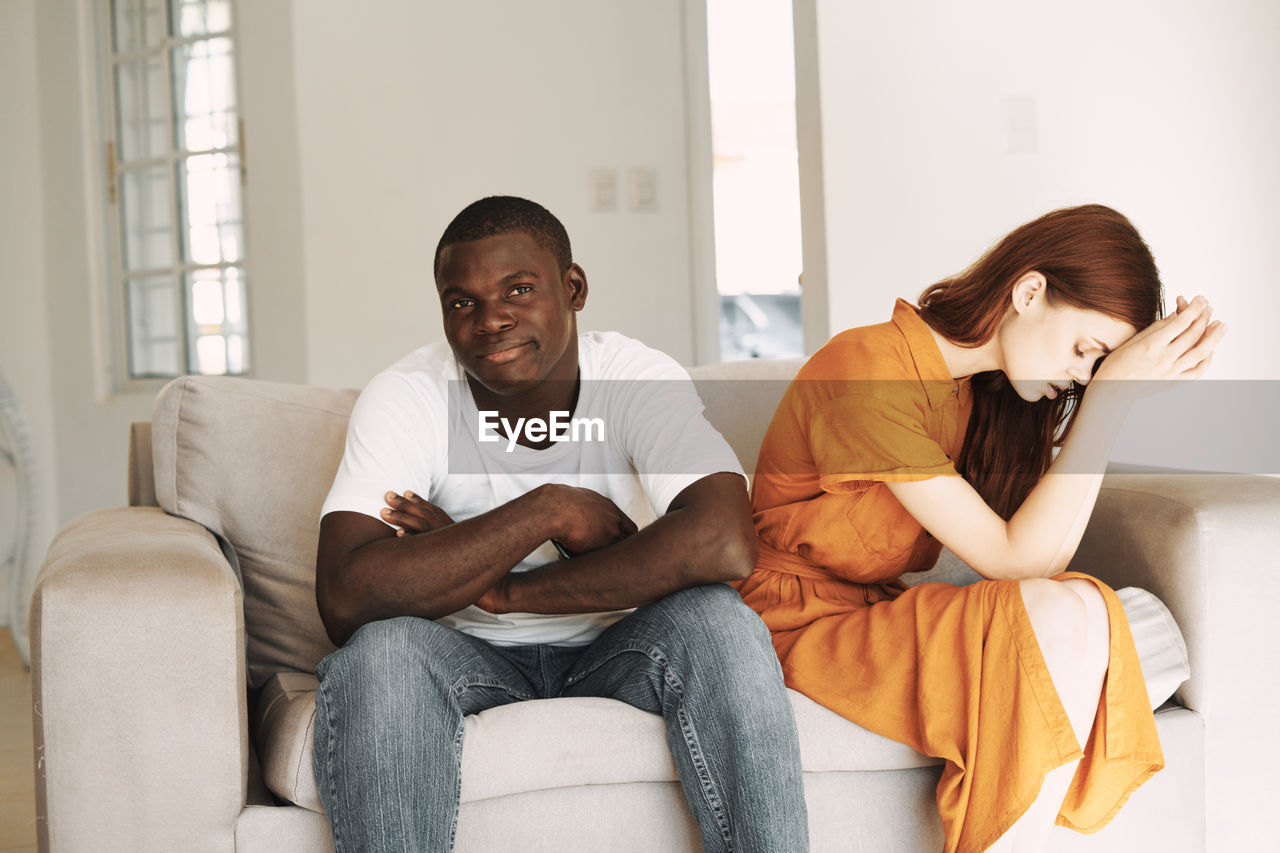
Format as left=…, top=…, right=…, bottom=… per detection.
left=321, top=330, right=745, bottom=647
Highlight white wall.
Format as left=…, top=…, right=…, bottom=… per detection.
left=33, top=0, right=155, bottom=532
left=290, top=0, right=700, bottom=389
left=799, top=1, right=1280, bottom=846
left=0, top=0, right=59, bottom=632
left=801, top=0, right=1280, bottom=380
left=8, top=0, right=702, bottom=549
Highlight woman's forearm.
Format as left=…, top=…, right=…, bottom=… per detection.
left=1004, top=385, right=1131, bottom=578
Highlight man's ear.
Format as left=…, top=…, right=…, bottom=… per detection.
left=1010, top=271, right=1047, bottom=315
left=564, top=263, right=588, bottom=311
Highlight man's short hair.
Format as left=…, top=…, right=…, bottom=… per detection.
left=434, top=196, right=573, bottom=279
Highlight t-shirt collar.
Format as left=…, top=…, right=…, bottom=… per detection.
left=891, top=298, right=961, bottom=410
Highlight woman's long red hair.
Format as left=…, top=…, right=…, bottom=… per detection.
left=917, top=204, right=1163, bottom=519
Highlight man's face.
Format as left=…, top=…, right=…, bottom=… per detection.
left=435, top=231, right=587, bottom=397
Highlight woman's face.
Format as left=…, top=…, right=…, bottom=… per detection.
left=998, top=274, right=1137, bottom=402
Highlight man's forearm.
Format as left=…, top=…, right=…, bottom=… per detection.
left=501, top=475, right=756, bottom=614
left=327, top=487, right=561, bottom=634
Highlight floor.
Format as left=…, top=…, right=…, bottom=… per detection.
left=0, top=628, right=37, bottom=852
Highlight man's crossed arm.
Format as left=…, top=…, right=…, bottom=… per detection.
left=315, top=472, right=755, bottom=647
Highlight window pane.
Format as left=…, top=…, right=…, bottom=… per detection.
left=119, top=165, right=174, bottom=271
left=194, top=334, right=227, bottom=375
left=172, top=38, right=237, bottom=152
left=170, top=0, right=232, bottom=39
left=126, top=275, right=182, bottom=377
left=177, top=153, right=242, bottom=265
left=112, top=0, right=166, bottom=54
left=707, top=0, right=804, bottom=360
left=226, top=333, right=247, bottom=374
left=114, top=55, right=169, bottom=162
left=184, top=267, right=249, bottom=375
left=224, top=265, right=245, bottom=325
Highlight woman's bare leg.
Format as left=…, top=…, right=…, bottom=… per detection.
left=987, top=578, right=1110, bottom=851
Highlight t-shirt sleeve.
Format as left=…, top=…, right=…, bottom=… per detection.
left=610, top=351, right=746, bottom=517
left=810, top=392, right=958, bottom=492
left=320, top=372, right=441, bottom=523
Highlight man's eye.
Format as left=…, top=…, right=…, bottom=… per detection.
left=450, top=299, right=473, bottom=310
left=511, top=285, right=534, bottom=295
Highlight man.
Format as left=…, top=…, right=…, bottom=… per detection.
left=313, top=196, right=808, bottom=851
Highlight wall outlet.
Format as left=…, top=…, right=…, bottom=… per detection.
left=588, top=169, right=617, bottom=212
left=628, top=168, right=658, bottom=212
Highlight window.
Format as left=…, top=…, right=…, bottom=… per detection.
left=706, top=0, right=803, bottom=361
left=99, top=0, right=248, bottom=383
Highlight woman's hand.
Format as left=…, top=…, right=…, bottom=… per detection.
left=381, top=490, right=454, bottom=536
left=1090, top=294, right=1227, bottom=401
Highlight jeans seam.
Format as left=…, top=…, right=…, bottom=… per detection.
left=449, top=719, right=464, bottom=850
left=562, top=642, right=734, bottom=849
left=677, top=700, right=734, bottom=847
left=453, top=676, right=536, bottom=702
left=317, top=676, right=344, bottom=852
left=561, top=640, right=658, bottom=687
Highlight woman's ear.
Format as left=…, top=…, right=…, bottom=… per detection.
left=1010, top=271, right=1047, bottom=315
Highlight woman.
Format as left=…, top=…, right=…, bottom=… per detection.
left=733, top=204, right=1226, bottom=852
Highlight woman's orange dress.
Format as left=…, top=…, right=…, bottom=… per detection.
left=734, top=299, right=1163, bottom=852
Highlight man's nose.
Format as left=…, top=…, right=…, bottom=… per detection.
left=474, top=301, right=514, bottom=333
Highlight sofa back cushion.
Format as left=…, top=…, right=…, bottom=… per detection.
left=688, top=357, right=804, bottom=475
left=152, top=376, right=358, bottom=687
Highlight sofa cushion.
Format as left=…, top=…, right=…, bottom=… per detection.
left=152, top=376, right=358, bottom=688
left=688, top=358, right=803, bottom=475
left=252, top=679, right=942, bottom=814
left=257, top=604, right=1189, bottom=817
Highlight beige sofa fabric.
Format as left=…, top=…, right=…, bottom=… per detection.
left=30, top=507, right=248, bottom=853
left=253, top=677, right=943, bottom=815
left=1068, top=472, right=1280, bottom=850
left=151, top=376, right=358, bottom=688
left=252, top=587, right=1186, bottom=816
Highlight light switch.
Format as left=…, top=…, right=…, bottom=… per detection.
left=1001, top=97, right=1038, bottom=155
left=628, top=168, right=658, bottom=212
left=588, top=169, right=617, bottom=212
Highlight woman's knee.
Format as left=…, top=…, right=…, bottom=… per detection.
left=1019, top=578, right=1109, bottom=682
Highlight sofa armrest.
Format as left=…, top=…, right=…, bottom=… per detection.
left=1066, top=470, right=1280, bottom=850
left=30, top=507, right=248, bottom=853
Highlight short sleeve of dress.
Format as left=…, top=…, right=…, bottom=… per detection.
left=810, top=392, right=958, bottom=492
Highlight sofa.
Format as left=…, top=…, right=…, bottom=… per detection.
left=29, top=359, right=1280, bottom=852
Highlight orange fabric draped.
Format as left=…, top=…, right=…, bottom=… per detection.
left=734, top=299, right=1163, bottom=852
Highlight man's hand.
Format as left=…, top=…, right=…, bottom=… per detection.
left=381, top=490, right=454, bottom=536
left=377, top=485, right=634, bottom=615
left=475, top=575, right=512, bottom=614
left=379, top=491, right=514, bottom=611
left=542, top=483, right=638, bottom=554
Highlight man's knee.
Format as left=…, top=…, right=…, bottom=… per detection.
left=317, top=616, right=456, bottom=702
left=655, top=584, right=775, bottom=664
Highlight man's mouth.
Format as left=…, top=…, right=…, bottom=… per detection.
left=477, top=342, right=532, bottom=364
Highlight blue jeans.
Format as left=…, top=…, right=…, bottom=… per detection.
left=314, top=583, right=808, bottom=852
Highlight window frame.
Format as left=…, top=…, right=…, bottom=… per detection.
left=91, top=0, right=252, bottom=394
